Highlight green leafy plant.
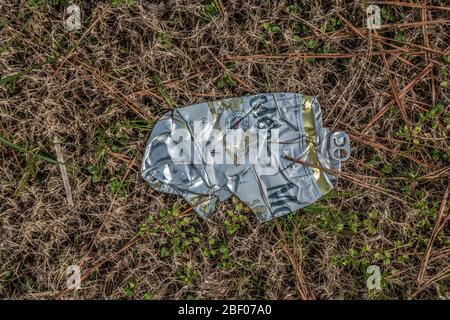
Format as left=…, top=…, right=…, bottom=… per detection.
left=223, top=198, right=248, bottom=235
left=261, top=21, right=282, bottom=34
left=156, top=32, right=172, bottom=50
left=363, top=211, right=378, bottom=236
left=110, top=0, right=134, bottom=8
left=143, top=292, right=153, bottom=300
left=26, top=0, right=43, bottom=8
left=286, top=4, right=300, bottom=14
left=292, top=22, right=309, bottom=41
left=109, top=176, right=130, bottom=197
left=204, top=1, right=219, bottom=20
left=176, top=263, right=198, bottom=285
left=217, top=74, right=236, bottom=89
left=381, top=6, right=395, bottom=23
left=123, top=280, right=136, bottom=297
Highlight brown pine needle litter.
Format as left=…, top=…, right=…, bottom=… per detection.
left=1, top=1, right=449, bottom=300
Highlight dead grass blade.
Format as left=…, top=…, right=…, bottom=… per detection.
left=338, top=13, right=412, bottom=133
left=373, top=29, right=411, bottom=133
left=0, top=133, right=59, bottom=164
left=338, top=125, right=439, bottom=170
left=275, top=221, right=313, bottom=300
left=53, top=14, right=103, bottom=76
left=206, top=48, right=257, bottom=94
left=420, top=5, right=436, bottom=106
left=363, top=45, right=450, bottom=132
left=54, top=137, right=74, bottom=207
left=224, top=50, right=425, bottom=62
left=70, top=59, right=154, bottom=120
left=416, top=183, right=450, bottom=284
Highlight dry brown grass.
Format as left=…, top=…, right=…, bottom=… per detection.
left=0, top=0, right=449, bottom=299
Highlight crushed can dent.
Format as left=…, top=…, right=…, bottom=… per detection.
left=141, top=93, right=350, bottom=222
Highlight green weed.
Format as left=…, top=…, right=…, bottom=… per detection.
left=204, top=1, right=219, bottom=20
left=176, top=262, right=198, bottom=286
left=122, top=280, right=137, bottom=297
left=217, top=74, right=236, bottom=89
left=110, top=0, right=135, bottom=8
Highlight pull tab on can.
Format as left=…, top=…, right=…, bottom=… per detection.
left=329, top=131, right=350, bottom=162
left=327, top=131, right=350, bottom=173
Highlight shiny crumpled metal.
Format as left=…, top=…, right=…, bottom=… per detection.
left=141, top=93, right=350, bottom=222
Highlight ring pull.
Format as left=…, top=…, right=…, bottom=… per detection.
left=329, top=131, right=350, bottom=162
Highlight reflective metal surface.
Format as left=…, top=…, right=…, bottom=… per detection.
left=141, top=93, right=350, bottom=222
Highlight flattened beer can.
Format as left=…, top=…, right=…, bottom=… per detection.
left=141, top=93, right=350, bottom=222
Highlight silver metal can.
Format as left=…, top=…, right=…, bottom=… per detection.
left=141, top=93, right=350, bottom=222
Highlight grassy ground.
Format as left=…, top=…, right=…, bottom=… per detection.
left=0, top=0, right=449, bottom=299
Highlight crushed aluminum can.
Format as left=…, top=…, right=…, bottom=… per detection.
left=141, top=93, right=350, bottom=222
